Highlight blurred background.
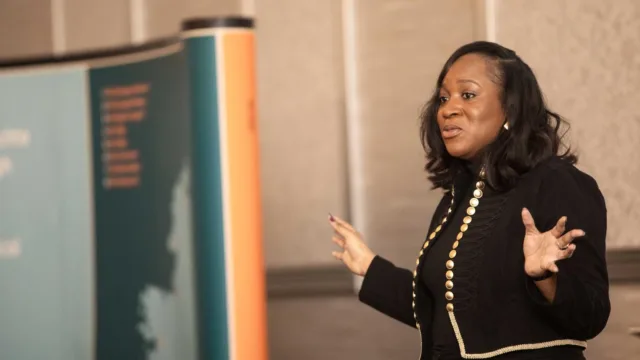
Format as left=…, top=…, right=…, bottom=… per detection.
left=1, top=0, right=640, bottom=359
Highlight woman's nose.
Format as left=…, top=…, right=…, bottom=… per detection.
left=441, top=99, right=462, bottom=119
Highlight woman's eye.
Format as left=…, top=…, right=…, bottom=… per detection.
left=462, top=92, right=476, bottom=100
left=439, top=96, right=448, bottom=103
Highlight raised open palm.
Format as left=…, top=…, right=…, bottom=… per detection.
left=521, top=207, right=584, bottom=278
left=328, top=214, right=375, bottom=276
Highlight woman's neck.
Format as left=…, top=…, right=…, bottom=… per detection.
left=463, top=158, right=483, bottom=176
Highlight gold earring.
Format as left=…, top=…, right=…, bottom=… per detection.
left=503, top=122, right=509, bottom=130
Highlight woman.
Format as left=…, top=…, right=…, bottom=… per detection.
left=329, top=41, right=609, bottom=360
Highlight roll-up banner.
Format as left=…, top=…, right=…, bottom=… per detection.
left=0, top=17, right=266, bottom=360
left=182, top=18, right=267, bottom=360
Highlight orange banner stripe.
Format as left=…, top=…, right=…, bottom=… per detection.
left=222, top=30, right=268, bottom=360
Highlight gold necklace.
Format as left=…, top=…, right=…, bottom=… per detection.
left=412, top=167, right=486, bottom=326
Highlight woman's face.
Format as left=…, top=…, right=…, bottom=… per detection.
left=437, top=53, right=505, bottom=161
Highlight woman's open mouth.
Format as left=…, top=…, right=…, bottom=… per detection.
left=441, top=125, right=462, bottom=139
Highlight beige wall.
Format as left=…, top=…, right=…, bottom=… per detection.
left=495, top=0, right=640, bottom=249
left=347, top=0, right=478, bottom=269
left=0, top=0, right=53, bottom=58
left=146, top=0, right=244, bottom=40
left=255, top=0, right=348, bottom=268
left=0, top=0, right=246, bottom=57
left=64, top=0, right=131, bottom=52
left=0, top=0, right=638, bottom=269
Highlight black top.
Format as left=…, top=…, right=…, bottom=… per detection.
left=420, top=179, right=470, bottom=353
left=359, top=156, right=608, bottom=359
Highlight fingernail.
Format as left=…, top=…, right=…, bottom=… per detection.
left=328, top=213, right=335, bottom=222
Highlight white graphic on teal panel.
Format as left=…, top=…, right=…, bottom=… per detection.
left=0, top=129, right=31, bottom=181
left=138, top=163, right=197, bottom=360
left=0, top=128, right=31, bottom=148
left=0, top=156, right=13, bottom=179
left=0, top=237, right=21, bottom=258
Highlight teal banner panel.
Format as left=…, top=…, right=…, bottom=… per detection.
left=183, top=35, right=229, bottom=360
left=88, top=48, right=197, bottom=360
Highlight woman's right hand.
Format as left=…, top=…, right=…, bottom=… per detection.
left=329, top=214, right=376, bottom=276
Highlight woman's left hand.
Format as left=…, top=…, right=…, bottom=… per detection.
left=521, top=207, right=584, bottom=278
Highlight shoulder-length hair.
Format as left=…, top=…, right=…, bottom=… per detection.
left=419, top=41, right=576, bottom=192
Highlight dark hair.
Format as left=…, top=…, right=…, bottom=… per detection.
left=420, top=41, right=577, bottom=192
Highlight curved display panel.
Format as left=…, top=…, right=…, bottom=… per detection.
left=0, top=17, right=265, bottom=360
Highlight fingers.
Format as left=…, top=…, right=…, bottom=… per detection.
left=565, top=244, right=577, bottom=258
left=556, top=228, right=585, bottom=250
left=332, top=251, right=344, bottom=261
left=567, top=244, right=577, bottom=257
left=329, top=213, right=353, bottom=263
left=328, top=213, right=357, bottom=237
left=536, top=233, right=580, bottom=275
left=521, top=208, right=540, bottom=235
left=542, top=243, right=577, bottom=274
left=555, top=243, right=577, bottom=260
left=329, top=213, right=356, bottom=231
left=550, top=216, right=567, bottom=238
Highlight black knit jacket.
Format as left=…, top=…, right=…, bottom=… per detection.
left=358, top=156, right=610, bottom=359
